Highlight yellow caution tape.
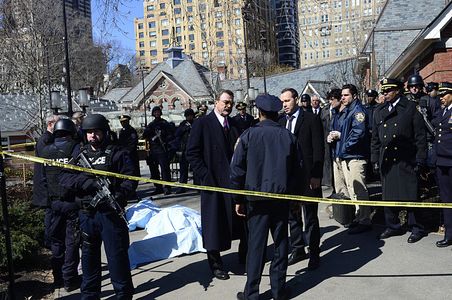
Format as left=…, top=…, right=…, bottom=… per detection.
left=7, top=142, right=36, bottom=149
left=1, top=150, right=450, bottom=209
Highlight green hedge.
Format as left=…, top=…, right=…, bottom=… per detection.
left=0, top=185, right=44, bottom=269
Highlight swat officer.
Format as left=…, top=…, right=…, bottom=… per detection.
left=365, top=89, right=379, bottom=134
left=233, top=102, right=254, bottom=134
left=371, top=78, right=428, bottom=243
left=406, top=74, right=438, bottom=126
left=118, top=115, right=140, bottom=177
left=60, top=114, right=136, bottom=299
left=173, top=108, right=195, bottom=194
left=231, top=94, right=299, bottom=300
left=299, top=94, right=312, bottom=112
left=143, top=106, right=174, bottom=195
left=432, top=82, right=452, bottom=248
left=41, top=118, right=81, bottom=291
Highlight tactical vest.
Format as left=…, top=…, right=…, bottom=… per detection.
left=42, top=140, right=78, bottom=201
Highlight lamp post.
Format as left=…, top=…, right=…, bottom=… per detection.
left=78, top=88, right=89, bottom=113
left=50, top=91, right=62, bottom=114
left=140, top=66, right=149, bottom=126
left=242, top=0, right=252, bottom=91
left=260, top=29, right=267, bottom=94
left=62, top=0, right=73, bottom=116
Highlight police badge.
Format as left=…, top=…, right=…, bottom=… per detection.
left=354, top=112, right=365, bottom=123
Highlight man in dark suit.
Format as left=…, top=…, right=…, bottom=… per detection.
left=233, top=102, right=254, bottom=134
left=371, top=78, right=427, bottom=243
left=311, top=94, right=322, bottom=115
left=186, top=90, right=247, bottom=280
left=279, top=88, right=324, bottom=270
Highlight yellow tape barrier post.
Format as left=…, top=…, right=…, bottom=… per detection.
left=0, top=132, right=16, bottom=299
left=1, top=150, right=451, bottom=209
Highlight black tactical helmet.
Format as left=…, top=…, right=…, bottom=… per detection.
left=53, top=118, right=77, bottom=135
left=82, top=114, right=110, bottom=131
left=300, top=94, right=311, bottom=102
left=407, top=74, right=424, bottom=87
left=151, top=106, right=162, bottom=116
left=184, top=108, right=195, bottom=117
left=366, top=89, right=378, bottom=98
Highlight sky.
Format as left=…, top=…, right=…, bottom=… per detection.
left=91, top=0, right=143, bottom=56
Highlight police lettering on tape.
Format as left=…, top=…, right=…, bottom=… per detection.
left=1, top=150, right=450, bottom=209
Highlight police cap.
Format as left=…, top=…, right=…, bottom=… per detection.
left=151, top=106, right=162, bottom=116
left=53, top=118, right=77, bottom=135
left=438, top=82, right=452, bottom=96
left=184, top=108, right=195, bottom=117
left=235, top=102, right=247, bottom=110
left=119, top=115, right=131, bottom=122
left=82, top=114, right=110, bottom=131
left=300, top=94, right=311, bottom=102
left=255, top=94, right=282, bottom=112
left=366, top=89, right=378, bottom=97
left=380, top=78, right=403, bottom=92
left=426, top=82, right=439, bottom=92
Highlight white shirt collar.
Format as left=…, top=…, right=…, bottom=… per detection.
left=214, top=109, right=226, bottom=126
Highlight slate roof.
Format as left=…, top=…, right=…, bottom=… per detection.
left=362, top=0, right=447, bottom=76
left=0, top=94, right=41, bottom=132
left=221, top=58, right=357, bottom=96
left=120, top=58, right=213, bottom=104
left=102, top=88, right=131, bottom=103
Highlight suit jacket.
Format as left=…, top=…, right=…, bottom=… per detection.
left=279, top=108, right=325, bottom=195
left=186, top=111, right=240, bottom=251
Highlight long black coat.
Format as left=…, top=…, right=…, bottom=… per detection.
left=186, top=111, right=240, bottom=251
left=32, top=131, right=54, bottom=207
left=371, top=96, right=427, bottom=200
left=279, top=108, right=324, bottom=196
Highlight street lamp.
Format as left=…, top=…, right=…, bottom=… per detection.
left=139, top=66, right=150, bottom=126
left=242, top=0, right=252, bottom=90
left=50, top=91, right=62, bottom=114
left=260, top=29, right=268, bottom=94
left=61, top=0, right=73, bottom=116
left=78, top=88, right=89, bottom=113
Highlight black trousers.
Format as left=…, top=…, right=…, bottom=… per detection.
left=438, top=166, right=452, bottom=239
left=148, top=150, right=171, bottom=191
left=289, top=201, right=320, bottom=257
left=244, top=200, right=289, bottom=300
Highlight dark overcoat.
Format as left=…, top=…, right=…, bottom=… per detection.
left=320, top=104, right=333, bottom=186
left=186, top=111, right=240, bottom=251
left=279, top=108, right=324, bottom=196
left=371, top=96, right=427, bottom=200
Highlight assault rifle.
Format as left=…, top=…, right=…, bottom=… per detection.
left=418, top=98, right=436, bottom=137
left=76, top=152, right=128, bottom=224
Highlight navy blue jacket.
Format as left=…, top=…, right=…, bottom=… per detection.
left=432, top=107, right=452, bottom=167
left=336, top=99, right=369, bottom=160
left=32, top=131, right=54, bottom=207
left=230, top=119, right=301, bottom=202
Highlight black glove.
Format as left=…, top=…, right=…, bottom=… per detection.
left=372, top=162, right=379, bottom=175
left=81, top=177, right=99, bottom=193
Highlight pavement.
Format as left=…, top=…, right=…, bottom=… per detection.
left=55, top=163, right=452, bottom=300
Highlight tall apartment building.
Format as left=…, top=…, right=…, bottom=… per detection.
left=275, top=0, right=299, bottom=68
left=298, top=0, right=386, bottom=67
left=134, top=0, right=277, bottom=79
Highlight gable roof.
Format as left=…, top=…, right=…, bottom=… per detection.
left=102, top=87, right=131, bottom=103
left=362, top=0, right=447, bottom=77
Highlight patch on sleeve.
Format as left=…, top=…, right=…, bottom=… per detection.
left=354, top=112, right=365, bottom=123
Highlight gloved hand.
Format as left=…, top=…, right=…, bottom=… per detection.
left=81, top=177, right=99, bottom=193
left=372, top=162, right=380, bottom=175
left=115, top=192, right=126, bottom=207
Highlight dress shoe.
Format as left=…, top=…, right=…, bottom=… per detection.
left=379, top=228, right=405, bottom=240
left=64, top=275, right=81, bottom=292
left=213, top=269, right=230, bottom=280
left=348, top=224, right=372, bottom=235
left=288, top=250, right=308, bottom=266
left=344, top=221, right=359, bottom=229
left=236, top=292, right=245, bottom=300
left=407, top=232, right=426, bottom=244
left=436, top=239, right=452, bottom=248
left=307, top=255, right=320, bottom=271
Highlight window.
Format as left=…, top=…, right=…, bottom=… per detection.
left=189, top=34, right=195, bottom=41
left=137, top=23, right=143, bottom=30
left=147, top=5, right=154, bottom=11
left=215, top=11, right=222, bottom=18
left=202, top=51, right=208, bottom=58
left=174, top=8, right=181, bottom=14
left=216, top=41, right=224, bottom=47
left=202, top=42, right=207, bottom=49
left=189, top=44, right=195, bottom=50
left=162, top=39, right=170, bottom=46
left=149, top=31, right=156, bottom=37
left=187, top=6, right=193, bottom=12
left=162, top=29, right=169, bottom=35
left=234, top=19, right=241, bottom=26
left=174, top=0, right=181, bottom=4
left=216, top=21, right=223, bottom=29
left=161, top=19, right=169, bottom=26
left=216, top=31, right=223, bottom=38
left=176, top=26, right=181, bottom=33
left=176, top=36, right=182, bottom=43
left=139, top=50, right=145, bottom=56
left=217, top=50, right=225, bottom=57
left=149, top=21, right=156, bottom=28
left=138, top=32, right=144, bottom=38
left=236, top=38, right=242, bottom=45
left=150, top=41, right=156, bottom=47
left=139, top=41, right=144, bottom=48
left=159, top=3, right=165, bottom=9
left=175, top=18, right=182, bottom=24
left=150, top=50, right=157, bottom=56
left=151, top=59, right=159, bottom=65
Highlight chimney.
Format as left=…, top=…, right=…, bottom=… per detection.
left=165, top=47, right=185, bottom=69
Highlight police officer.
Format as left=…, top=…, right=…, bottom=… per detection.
left=231, top=94, right=299, bottom=300
left=233, top=102, right=254, bottom=134
left=143, top=106, right=174, bottom=195
left=173, top=108, right=195, bottom=194
left=371, top=78, right=428, bottom=243
left=299, top=93, right=312, bottom=112
left=41, top=118, right=81, bottom=291
left=60, top=114, right=136, bottom=299
left=118, top=115, right=140, bottom=177
left=365, top=89, right=379, bottom=133
left=406, top=74, right=438, bottom=125
left=196, top=103, right=208, bottom=118
left=432, top=82, right=452, bottom=248
left=328, top=84, right=372, bottom=234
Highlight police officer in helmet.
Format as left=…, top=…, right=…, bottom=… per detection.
left=41, top=118, right=81, bottom=291
left=60, top=113, right=136, bottom=299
